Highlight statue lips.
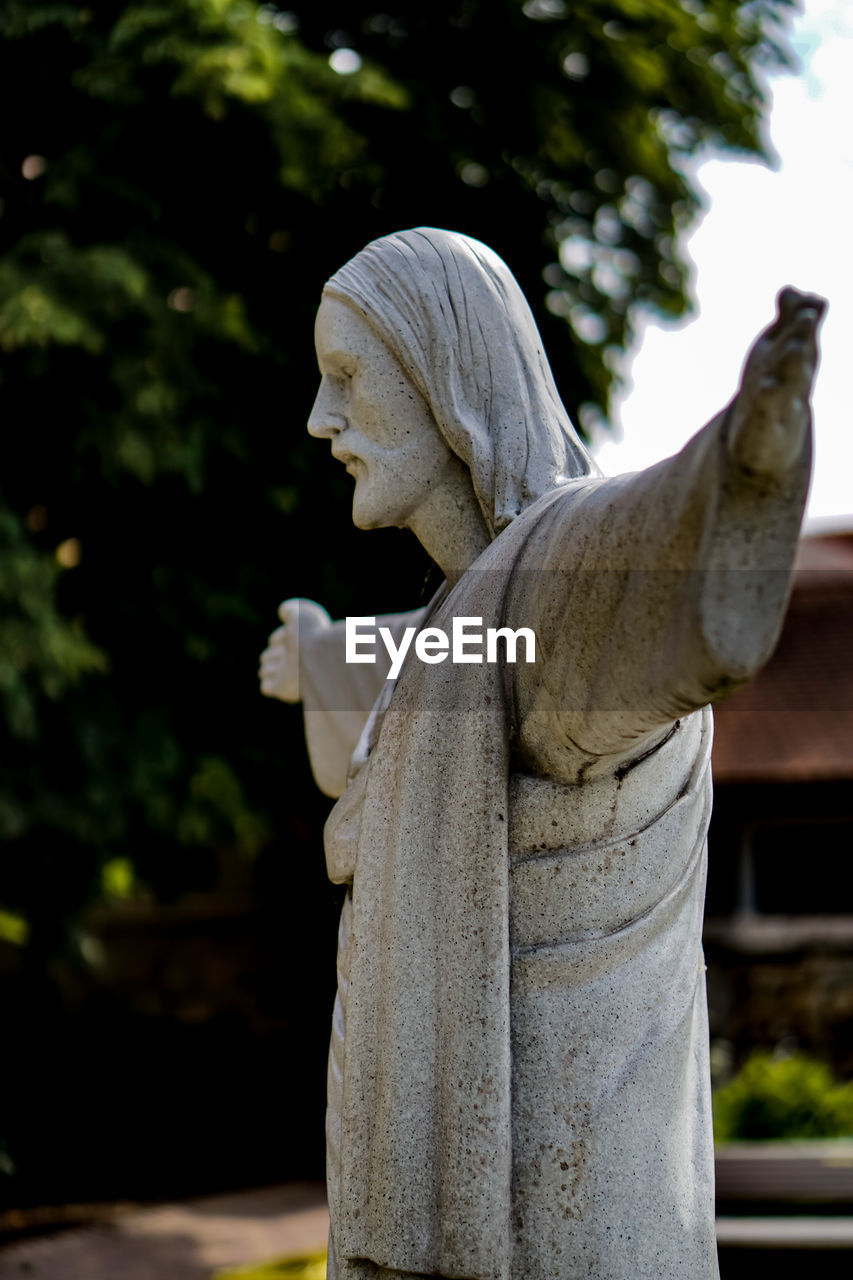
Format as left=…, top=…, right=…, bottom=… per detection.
left=331, top=445, right=363, bottom=478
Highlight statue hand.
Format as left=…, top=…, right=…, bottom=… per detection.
left=728, top=287, right=826, bottom=476
left=259, top=598, right=331, bottom=703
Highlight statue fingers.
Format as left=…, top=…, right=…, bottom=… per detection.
left=259, top=655, right=279, bottom=692
left=260, top=676, right=296, bottom=701
left=259, top=650, right=284, bottom=682
left=259, top=644, right=280, bottom=668
left=259, top=669, right=277, bottom=695
left=740, top=292, right=824, bottom=409
left=259, top=654, right=300, bottom=701
left=769, top=292, right=825, bottom=372
left=764, top=315, right=821, bottom=402
left=769, top=287, right=825, bottom=338
left=740, top=288, right=801, bottom=360
left=774, top=344, right=817, bottom=400
left=775, top=286, right=826, bottom=319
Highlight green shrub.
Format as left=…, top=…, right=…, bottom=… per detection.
left=713, top=1051, right=853, bottom=1143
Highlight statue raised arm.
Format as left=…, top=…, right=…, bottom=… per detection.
left=261, top=228, right=823, bottom=1280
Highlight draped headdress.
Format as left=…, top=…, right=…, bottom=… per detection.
left=324, top=227, right=600, bottom=537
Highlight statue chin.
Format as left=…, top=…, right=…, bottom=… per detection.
left=351, top=486, right=399, bottom=532
left=350, top=501, right=383, bottom=531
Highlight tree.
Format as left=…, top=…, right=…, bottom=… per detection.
left=0, top=0, right=796, bottom=1195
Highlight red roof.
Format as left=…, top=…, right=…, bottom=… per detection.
left=711, top=532, right=853, bottom=783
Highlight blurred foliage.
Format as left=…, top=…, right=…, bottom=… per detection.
left=0, top=1, right=797, bottom=941
left=713, top=1051, right=853, bottom=1142
left=0, top=909, right=29, bottom=947
left=217, top=1251, right=327, bottom=1280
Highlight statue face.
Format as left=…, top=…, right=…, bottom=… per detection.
left=308, top=295, right=458, bottom=530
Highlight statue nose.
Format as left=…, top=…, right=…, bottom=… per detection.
left=308, top=380, right=346, bottom=438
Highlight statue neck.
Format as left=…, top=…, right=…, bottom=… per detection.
left=407, top=456, right=492, bottom=587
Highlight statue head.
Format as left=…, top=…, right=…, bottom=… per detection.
left=319, top=227, right=600, bottom=537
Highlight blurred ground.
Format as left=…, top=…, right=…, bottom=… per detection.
left=0, top=1182, right=327, bottom=1280
left=3, top=1180, right=853, bottom=1279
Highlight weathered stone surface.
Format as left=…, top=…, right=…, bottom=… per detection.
left=260, top=229, right=823, bottom=1279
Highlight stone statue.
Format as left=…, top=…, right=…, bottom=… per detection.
left=259, top=229, right=824, bottom=1280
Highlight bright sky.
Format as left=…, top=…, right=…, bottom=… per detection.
left=593, top=0, right=853, bottom=529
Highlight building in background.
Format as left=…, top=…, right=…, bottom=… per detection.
left=706, top=525, right=853, bottom=1072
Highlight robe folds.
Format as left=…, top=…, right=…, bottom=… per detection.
left=317, top=409, right=810, bottom=1280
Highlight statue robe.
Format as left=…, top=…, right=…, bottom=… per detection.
left=306, top=408, right=810, bottom=1280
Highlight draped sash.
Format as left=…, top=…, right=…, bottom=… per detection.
left=333, top=493, right=568, bottom=1280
